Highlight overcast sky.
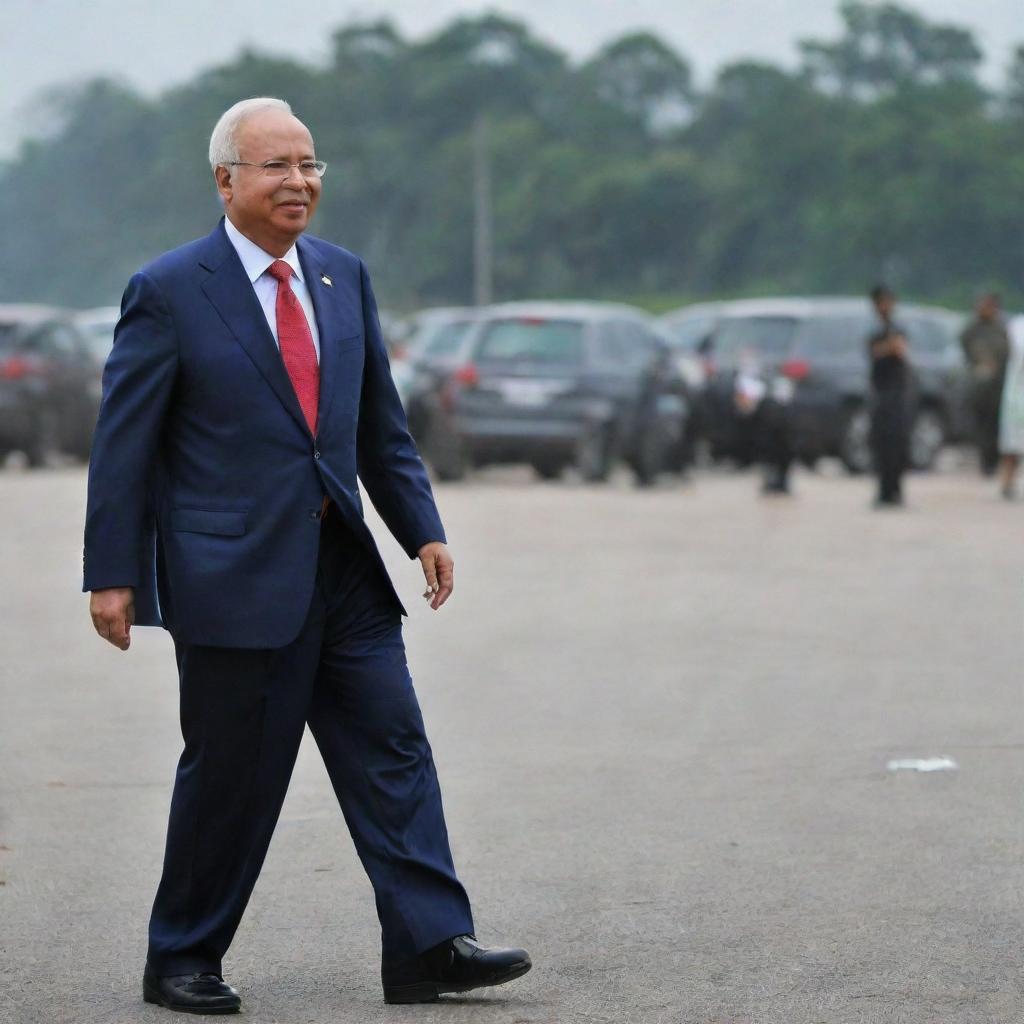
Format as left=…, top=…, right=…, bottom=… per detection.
left=3, top=0, right=1021, bottom=157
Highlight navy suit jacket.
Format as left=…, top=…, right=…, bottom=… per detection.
left=83, top=220, right=445, bottom=648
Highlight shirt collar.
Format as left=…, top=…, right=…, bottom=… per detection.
left=224, top=217, right=304, bottom=285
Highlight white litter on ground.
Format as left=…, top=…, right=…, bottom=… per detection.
left=886, top=756, right=959, bottom=773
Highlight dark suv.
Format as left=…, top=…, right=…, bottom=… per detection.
left=417, top=302, right=690, bottom=484
left=0, top=305, right=103, bottom=466
left=661, top=297, right=969, bottom=473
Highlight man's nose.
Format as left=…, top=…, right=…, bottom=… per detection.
left=282, top=163, right=307, bottom=187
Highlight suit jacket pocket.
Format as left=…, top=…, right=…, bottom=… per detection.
left=170, top=508, right=248, bottom=536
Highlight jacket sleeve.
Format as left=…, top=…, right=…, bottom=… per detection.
left=82, top=271, right=179, bottom=591
left=355, top=259, right=446, bottom=558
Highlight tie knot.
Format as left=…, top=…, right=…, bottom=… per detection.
left=267, top=260, right=293, bottom=284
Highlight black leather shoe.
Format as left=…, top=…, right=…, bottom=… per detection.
left=382, top=934, right=531, bottom=1004
left=143, top=964, right=241, bottom=1014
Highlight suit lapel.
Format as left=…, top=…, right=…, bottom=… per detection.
left=298, top=236, right=347, bottom=433
left=199, top=222, right=310, bottom=437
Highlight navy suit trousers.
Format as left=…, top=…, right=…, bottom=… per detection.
left=147, top=512, right=474, bottom=976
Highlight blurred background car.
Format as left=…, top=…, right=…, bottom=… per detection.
left=74, top=306, right=120, bottom=365
left=662, top=297, right=969, bottom=473
left=411, top=301, right=690, bottom=485
left=0, top=305, right=103, bottom=466
left=659, top=301, right=727, bottom=373
left=392, top=306, right=482, bottom=440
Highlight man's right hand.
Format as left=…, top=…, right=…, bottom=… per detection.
left=90, top=587, right=136, bottom=650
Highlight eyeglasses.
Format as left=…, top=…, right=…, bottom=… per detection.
left=226, top=159, right=327, bottom=180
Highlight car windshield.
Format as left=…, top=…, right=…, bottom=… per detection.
left=901, top=316, right=954, bottom=355
left=476, top=319, right=585, bottom=365
left=663, top=315, right=717, bottom=351
left=792, top=315, right=874, bottom=356
left=419, top=320, right=473, bottom=358
left=711, top=316, right=799, bottom=364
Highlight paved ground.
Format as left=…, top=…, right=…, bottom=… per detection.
left=1, top=462, right=1022, bottom=1024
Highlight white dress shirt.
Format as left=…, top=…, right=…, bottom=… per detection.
left=224, top=216, right=321, bottom=362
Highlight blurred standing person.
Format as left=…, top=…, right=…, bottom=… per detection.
left=996, top=315, right=1024, bottom=499
left=734, top=350, right=794, bottom=495
left=867, top=285, right=913, bottom=507
left=960, top=292, right=1009, bottom=476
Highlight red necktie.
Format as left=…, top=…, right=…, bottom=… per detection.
left=267, top=259, right=319, bottom=434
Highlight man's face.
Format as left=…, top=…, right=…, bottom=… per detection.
left=874, top=293, right=895, bottom=320
left=977, top=295, right=999, bottom=320
left=215, top=109, right=321, bottom=255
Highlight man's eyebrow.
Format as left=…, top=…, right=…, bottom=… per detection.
left=262, top=151, right=317, bottom=161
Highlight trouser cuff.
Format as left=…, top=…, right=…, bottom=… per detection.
left=145, top=954, right=224, bottom=978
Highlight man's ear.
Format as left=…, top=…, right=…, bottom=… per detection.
left=214, top=165, right=233, bottom=205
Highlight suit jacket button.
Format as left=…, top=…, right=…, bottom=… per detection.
left=313, top=449, right=321, bottom=460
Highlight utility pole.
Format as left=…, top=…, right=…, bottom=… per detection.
left=473, top=113, right=493, bottom=306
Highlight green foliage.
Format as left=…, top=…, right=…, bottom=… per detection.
left=580, top=32, right=695, bottom=137
left=800, top=1, right=983, bottom=96
left=1, top=4, right=1022, bottom=312
left=1006, top=45, right=1024, bottom=118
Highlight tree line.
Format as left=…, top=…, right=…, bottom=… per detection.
left=2, top=1, right=1023, bottom=313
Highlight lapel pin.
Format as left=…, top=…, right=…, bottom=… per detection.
left=321, top=274, right=333, bottom=287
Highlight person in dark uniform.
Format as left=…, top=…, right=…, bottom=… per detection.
left=960, top=292, right=1009, bottom=476
left=867, top=285, right=913, bottom=507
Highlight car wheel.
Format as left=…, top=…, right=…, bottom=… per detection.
left=576, top=423, right=613, bottom=482
left=69, top=419, right=95, bottom=462
left=26, top=410, right=61, bottom=469
left=839, top=404, right=871, bottom=475
left=531, top=458, right=565, bottom=481
left=909, top=407, right=945, bottom=471
left=631, top=425, right=666, bottom=488
left=424, top=422, right=467, bottom=482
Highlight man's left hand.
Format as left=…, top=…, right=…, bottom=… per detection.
left=417, top=542, right=454, bottom=610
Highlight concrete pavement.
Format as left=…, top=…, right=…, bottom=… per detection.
left=0, top=464, right=1022, bottom=1023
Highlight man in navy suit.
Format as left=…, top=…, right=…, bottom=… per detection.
left=84, top=97, right=530, bottom=1013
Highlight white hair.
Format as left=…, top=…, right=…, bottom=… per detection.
left=208, top=97, right=293, bottom=170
